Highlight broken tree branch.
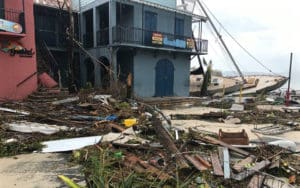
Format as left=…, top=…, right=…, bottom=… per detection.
left=152, top=115, right=189, bottom=169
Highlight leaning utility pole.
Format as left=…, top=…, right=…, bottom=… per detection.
left=285, top=52, right=293, bottom=106
left=196, top=0, right=247, bottom=84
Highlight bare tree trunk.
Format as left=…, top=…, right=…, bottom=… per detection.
left=65, top=0, right=75, bottom=90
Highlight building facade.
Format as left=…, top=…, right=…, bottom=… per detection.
left=80, top=0, right=208, bottom=97
left=34, top=0, right=80, bottom=87
left=0, top=0, right=37, bottom=100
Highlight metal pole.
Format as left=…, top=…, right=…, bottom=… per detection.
left=286, top=52, right=293, bottom=106
left=196, top=0, right=247, bottom=84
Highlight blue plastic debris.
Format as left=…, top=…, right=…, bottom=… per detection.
left=71, top=114, right=118, bottom=121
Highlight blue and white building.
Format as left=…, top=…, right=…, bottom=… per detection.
left=79, top=0, right=208, bottom=97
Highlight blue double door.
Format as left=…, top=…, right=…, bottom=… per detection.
left=155, top=59, right=174, bottom=97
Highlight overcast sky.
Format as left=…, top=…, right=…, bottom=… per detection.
left=188, top=0, right=299, bottom=89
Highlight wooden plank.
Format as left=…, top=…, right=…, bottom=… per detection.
left=218, top=147, right=224, bottom=165
left=233, top=155, right=256, bottom=172
left=223, top=147, right=231, bottom=179
left=210, top=152, right=224, bottom=176
left=184, top=155, right=208, bottom=171
left=108, top=122, right=126, bottom=132
left=124, top=155, right=171, bottom=180
left=247, top=175, right=265, bottom=188
left=233, top=160, right=271, bottom=181
left=194, top=155, right=211, bottom=168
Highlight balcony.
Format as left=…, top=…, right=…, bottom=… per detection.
left=110, top=25, right=208, bottom=54
left=0, top=8, right=25, bottom=35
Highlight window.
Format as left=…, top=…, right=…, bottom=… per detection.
left=175, top=18, right=184, bottom=37
left=0, top=0, right=4, bottom=19
left=144, top=11, right=157, bottom=45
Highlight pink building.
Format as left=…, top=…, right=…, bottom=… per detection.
left=0, top=0, right=37, bottom=101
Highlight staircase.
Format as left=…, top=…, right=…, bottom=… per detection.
left=26, top=87, right=70, bottom=103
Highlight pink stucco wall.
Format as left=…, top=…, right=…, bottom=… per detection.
left=0, top=0, right=37, bottom=101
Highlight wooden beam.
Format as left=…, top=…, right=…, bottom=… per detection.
left=233, top=160, right=271, bottom=181
left=247, top=175, right=265, bottom=188
left=210, top=152, right=224, bottom=176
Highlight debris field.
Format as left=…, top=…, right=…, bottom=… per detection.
left=0, top=87, right=300, bottom=188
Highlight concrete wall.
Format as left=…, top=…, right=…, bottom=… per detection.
left=0, top=0, right=37, bottom=101
left=133, top=50, right=190, bottom=97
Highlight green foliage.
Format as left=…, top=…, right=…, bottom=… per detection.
left=0, top=141, right=43, bottom=157
left=80, top=147, right=138, bottom=188
left=115, top=102, right=131, bottom=110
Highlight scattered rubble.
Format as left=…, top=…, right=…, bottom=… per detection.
left=0, top=88, right=300, bottom=187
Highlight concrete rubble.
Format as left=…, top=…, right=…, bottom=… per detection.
left=0, top=88, right=300, bottom=187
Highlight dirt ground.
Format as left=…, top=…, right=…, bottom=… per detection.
left=0, top=153, right=83, bottom=188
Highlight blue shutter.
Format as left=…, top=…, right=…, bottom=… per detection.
left=175, top=18, right=184, bottom=37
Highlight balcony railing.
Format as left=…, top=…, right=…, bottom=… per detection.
left=0, top=8, right=25, bottom=33
left=36, top=30, right=68, bottom=48
left=111, top=25, right=208, bottom=53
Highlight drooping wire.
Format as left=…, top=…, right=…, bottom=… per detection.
left=205, top=23, right=240, bottom=75
left=200, top=0, right=281, bottom=76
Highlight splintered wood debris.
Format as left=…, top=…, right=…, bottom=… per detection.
left=0, top=88, right=299, bottom=187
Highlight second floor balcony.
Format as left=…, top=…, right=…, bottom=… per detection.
left=110, top=25, right=208, bottom=54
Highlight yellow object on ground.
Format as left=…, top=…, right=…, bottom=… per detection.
left=58, top=175, right=82, bottom=188
left=123, top=118, right=137, bottom=127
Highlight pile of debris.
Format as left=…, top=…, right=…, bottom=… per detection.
left=0, top=88, right=300, bottom=187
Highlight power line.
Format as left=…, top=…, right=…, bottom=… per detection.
left=200, top=0, right=281, bottom=76
left=205, top=21, right=241, bottom=75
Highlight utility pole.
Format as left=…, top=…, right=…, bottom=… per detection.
left=285, top=52, right=293, bottom=106
left=196, top=0, right=247, bottom=84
